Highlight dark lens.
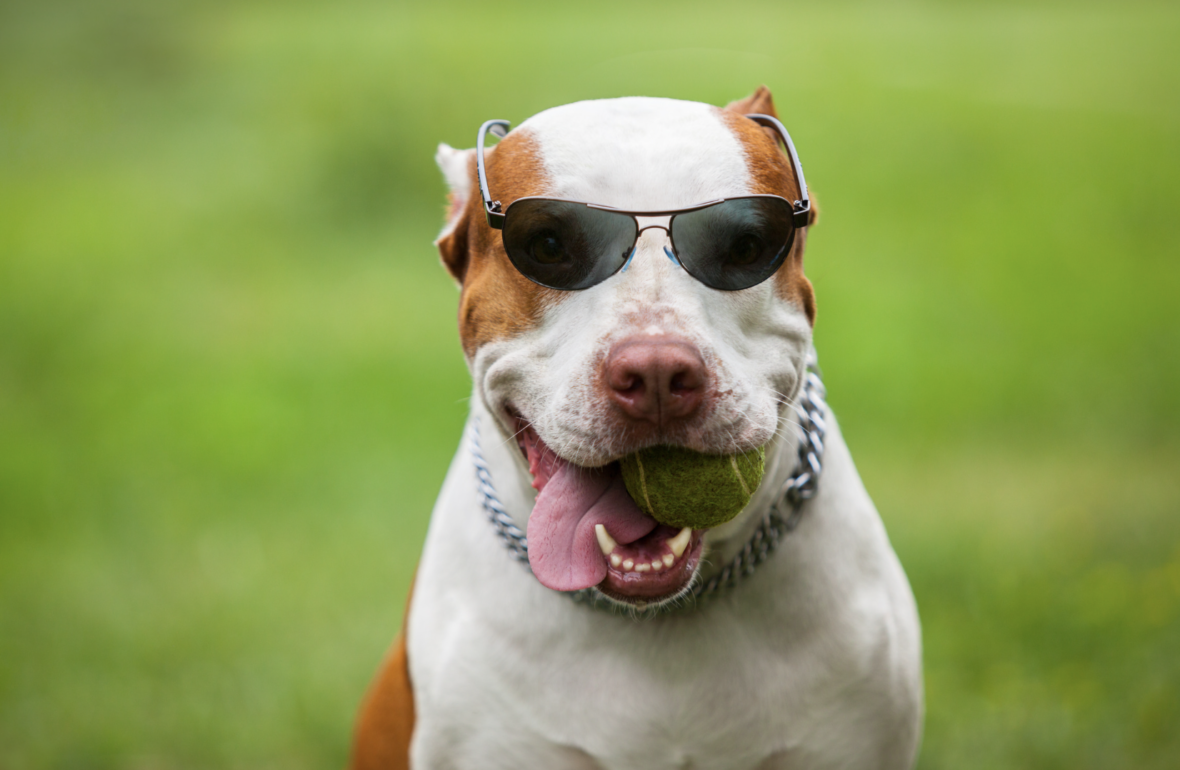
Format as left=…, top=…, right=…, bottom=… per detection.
left=670, top=197, right=795, bottom=291
left=527, top=231, right=565, bottom=264
left=728, top=233, right=762, bottom=267
left=501, top=200, right=637, bottom=290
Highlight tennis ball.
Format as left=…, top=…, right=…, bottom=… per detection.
left=620, top=445, right=765, bottom=530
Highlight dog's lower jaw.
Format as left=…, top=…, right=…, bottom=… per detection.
left=596, top=529, right=706, bottom=606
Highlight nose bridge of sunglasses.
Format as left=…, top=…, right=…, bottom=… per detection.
left=620, top=219, right=674, bottom=273
left=627, top=219, right=674, bottom=261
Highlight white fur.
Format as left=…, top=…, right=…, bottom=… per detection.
left=435, top=142, right=472, bottom=200
left=410, top=97, right=923, bottom=768
left=434, top=142, right=473, bottom=238
left=524, top=97, right=751, bottom=210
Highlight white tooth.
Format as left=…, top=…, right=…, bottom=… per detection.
left=623, top=559, right=635, bottom=571
left=650, top=561, right=663, bottom=571
left=663, top=553, right=674, bottom=567
left=636, top=563, right=651, bottom=572
left=595, top=524, right=618, bottom=556
left=610, top=554, right=622, bottom=568
left=668, top=527, right=692, bottom=558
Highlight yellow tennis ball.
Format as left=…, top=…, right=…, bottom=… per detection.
left=620, top=445, right=765, bottom=529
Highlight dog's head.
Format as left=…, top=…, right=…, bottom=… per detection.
left=435, top=87, right=817, bottom=608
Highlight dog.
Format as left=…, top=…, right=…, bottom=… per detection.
left=350, top=86, right=923, bottom=769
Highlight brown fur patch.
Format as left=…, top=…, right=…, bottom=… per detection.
left=437, top=128, right=561, bottom=357
left=725, top=84, right=777, bottom=116
left=349, top=575, right=417, bottom=770
left=721, top=88, right=817, bottom=325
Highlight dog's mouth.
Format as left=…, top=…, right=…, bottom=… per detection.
left=513, top=417, right=704, bottom=604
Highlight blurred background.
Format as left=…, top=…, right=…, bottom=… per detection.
left=1, top=0, right=1178, bottom=766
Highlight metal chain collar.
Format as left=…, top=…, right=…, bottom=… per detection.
left=468, top=354, right=827, bottom=612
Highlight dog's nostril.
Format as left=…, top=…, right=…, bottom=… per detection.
left=610, top=371, right=644, bottom=395
left=669, top=372, right=696, bottom=394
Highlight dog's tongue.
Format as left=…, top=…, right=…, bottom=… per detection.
left=522, top=431, right=657, bottom=592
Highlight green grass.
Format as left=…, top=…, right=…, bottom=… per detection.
left=1, top=0, right=1178, bottom=766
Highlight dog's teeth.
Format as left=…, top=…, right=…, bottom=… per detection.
left=662, top=553, right=674, bottom=567
left=610, top=554, right=622, bottom=568
left=636, top=563, right=651, bottom=572
left=595, top=524, right=618, bottom=556
left=650, top=560, right=663, bottom=571
left=668, top=527, right=692, bottom=558
left=623, top=559, right=635, bottom=571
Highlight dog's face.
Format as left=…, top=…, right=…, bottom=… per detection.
left=435, top=88, right=816, bottom=608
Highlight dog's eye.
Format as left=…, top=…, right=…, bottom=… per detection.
left=528, top=231, right=566, bottom=265
left=727, top=234, right=762, bottom=267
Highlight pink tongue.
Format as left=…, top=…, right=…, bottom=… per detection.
left=524, top=443, right=657, bottom=592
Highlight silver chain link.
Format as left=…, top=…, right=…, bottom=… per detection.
left=470, top=424, right=531, bottom=565
left=468, top=354, right=827, bottom=612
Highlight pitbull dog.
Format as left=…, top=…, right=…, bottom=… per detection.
left=350, top=87, right=923, bottom=769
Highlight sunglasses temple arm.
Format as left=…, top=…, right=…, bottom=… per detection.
left=476, top=119, right=511, bottom=228
left=747, top=114, right=811, bottom=229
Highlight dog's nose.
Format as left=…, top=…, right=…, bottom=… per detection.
left=604, top=337, right=706, bottom=425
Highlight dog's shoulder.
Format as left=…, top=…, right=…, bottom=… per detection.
left=349, top=579, right=416, bottom=770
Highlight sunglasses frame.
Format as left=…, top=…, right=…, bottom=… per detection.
left=473, top=112, right=811, bottom=290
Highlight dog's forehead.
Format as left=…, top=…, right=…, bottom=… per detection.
left=519, top=97, right=752, bottom=209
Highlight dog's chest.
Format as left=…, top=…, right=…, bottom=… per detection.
left=411, top=595, right=817, bottom=770
left=406, top=483, right=880, bottom=770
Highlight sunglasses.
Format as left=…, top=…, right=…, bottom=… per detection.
left=475, top=113, right=811, bottom=292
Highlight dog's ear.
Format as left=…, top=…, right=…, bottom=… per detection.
left=434, top=143, right=475, bottom=283
left=724, top=85, right=778, bottom=119
left=726, top=87, right=818, bottom=228
left=724, top=85, right=787, bottom=162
